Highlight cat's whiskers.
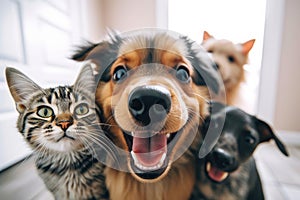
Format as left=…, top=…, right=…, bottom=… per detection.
left=78, top=127, right=120, bottom=166
left=77, top=136, right=99, bottom=165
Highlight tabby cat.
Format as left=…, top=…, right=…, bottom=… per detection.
left=5, top=64, right=110, bottom=200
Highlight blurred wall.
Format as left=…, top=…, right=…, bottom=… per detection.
left=81, top=0, right=105, bottom=42
left=80, top=0, right=167, bottom=41
left=102, top=0, right=156, bottom=31
left=274, top=0, right=300, bottom=131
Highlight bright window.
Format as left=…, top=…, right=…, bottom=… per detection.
left=168, top=0, right=267, bottom=71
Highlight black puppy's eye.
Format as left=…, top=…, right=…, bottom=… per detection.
left=245, top=135, right=256, bottom=145
left=176, top=65, right=190, bottom=83
left=228, top=55, right=235, bottom=63
left=113, top=66, right=127, bottom=82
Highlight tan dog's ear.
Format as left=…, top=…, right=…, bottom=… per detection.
left=241, top=39, right=255, bottom=55
left=203, top=31, right=214, bottom=41
left=255, top=117, right=289, bottom=157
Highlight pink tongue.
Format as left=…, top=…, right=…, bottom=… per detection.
left=132, top=134, right=167, bottom=167
left=208, top=165, right=227, bottom=182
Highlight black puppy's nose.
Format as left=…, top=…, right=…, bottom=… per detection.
left=212, top=148, right=236, bottom=171
left=128, top=86, right=171, bottom=126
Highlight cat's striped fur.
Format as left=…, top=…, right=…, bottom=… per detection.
left=5, top=64, right=110, bottom=200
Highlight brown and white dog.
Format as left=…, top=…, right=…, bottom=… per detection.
left=71, top=30, right=222, bottom=200
left=202, top=31, right=255, bottom=106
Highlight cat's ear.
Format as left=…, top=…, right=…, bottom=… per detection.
left=203, top=31, right=214, bottom=41
left=73, top=63, right=96, bottom=93
left=241, top=39, right=255, bottom=55
left=5, top=67, right=43, bottom=113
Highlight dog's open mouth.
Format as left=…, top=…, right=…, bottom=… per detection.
left=205, top=161, right=229, bottom=183
left=124, top=131, right=177, bottom=179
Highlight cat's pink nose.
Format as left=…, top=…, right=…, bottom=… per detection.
left=59, top=121, right=72, bottom=130
left=56, top=115, right=74, bottom=131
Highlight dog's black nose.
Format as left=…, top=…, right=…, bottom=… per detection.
left=211, top=148, right=236, bottom=171
left=128, top=86, right=171, bottom=126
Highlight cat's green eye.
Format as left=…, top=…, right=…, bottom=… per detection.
left=37, top=106, right=53, bottom=118
left=75, top=103, right=89, bottom=115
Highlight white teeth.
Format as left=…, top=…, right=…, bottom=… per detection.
left=131, top=132, right=135, bottom=136
left=167, top=134, right=170, bottom=138
left=131, top=151, right=138, bottom=161
left=131, top=151, right=167, bottom=171
left=206, top=162, right=229, bottom=181
left=160, top=152, right=166, bottom=163
left=206, top=162, right=211, bottom=172
left=220, top=172, right=229, bottom=181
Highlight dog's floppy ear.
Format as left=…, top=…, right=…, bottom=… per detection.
left=71, top=39, right=121, bottom=82
left=71, top=41, right=99, bottom=61
left=241, top=39, right=255, bottom=55
left=203, top=31, right=214, bottom=41
left=71, top=30, right=122, bottom=62
left=182, top=34, right=221, bottom=94
left=189, top=50, right=221, bottom=94
left=255, top=118, right=289, bottom=156
left=191, top=56, right=221, bottom=94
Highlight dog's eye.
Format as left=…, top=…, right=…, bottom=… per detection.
left=245, top=135, right=256, bottom=145
left=113, top=66, right=127, bottom=82
left=228, top=55, right=235, bottom=63
left=176, top=65, right=190, bottom=83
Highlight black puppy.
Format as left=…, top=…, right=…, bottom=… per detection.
left=193, top=102, right=289, bottom=200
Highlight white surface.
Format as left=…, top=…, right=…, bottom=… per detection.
left=256, top=0, right=286, bottom=124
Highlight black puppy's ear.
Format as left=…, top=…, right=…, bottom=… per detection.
left=255, top=118, right=289, bottom=157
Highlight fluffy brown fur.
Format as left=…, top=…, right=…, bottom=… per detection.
left=72, top=30, right=221, bottom=200
left=202, top=31, right=255, bottom=106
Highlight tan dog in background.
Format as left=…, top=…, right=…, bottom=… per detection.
left=202, top=31, right=255, bottom=107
